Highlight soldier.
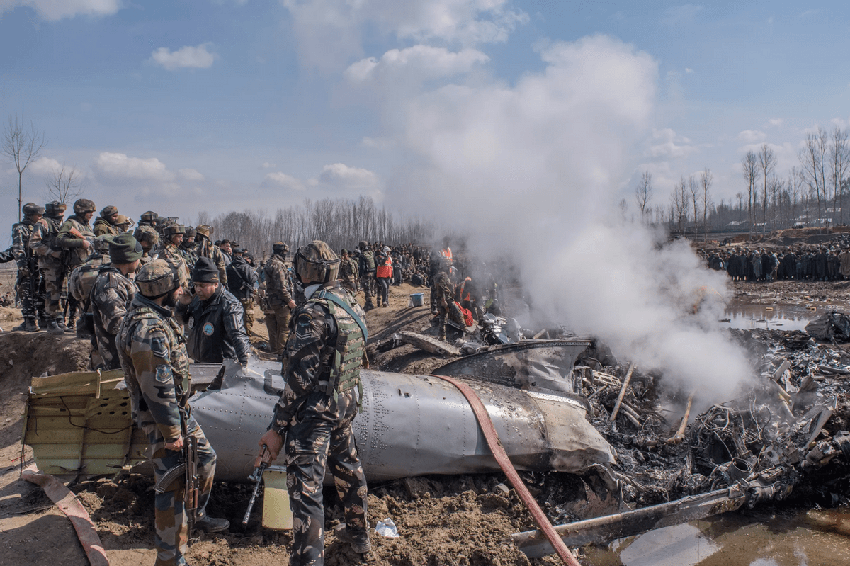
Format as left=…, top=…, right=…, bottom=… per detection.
left=56, top=198, right=97, bottom=331
left=226, top=247, right=259, bottom=334
left=375, top=246, right=392, bottom=308
left=338, top=248, right=358, bottom=294
left=91, top=234, right=142, bottom=370
left=160, top=225, right=191, bottom=292
left=263, top=242, right=296, bottom=355
left=114, top=214, right=135, bottom=233
left=181, top=226, right=199, bottom=271
left=117, top=260, right=228, bottom=566
left=134, top=225, right=160, bottom=265
left=68, top=238, right=110, bottom=347
left=11, top=203, right=45, bottom=332
left=194, top=225, right=228, bottom=287
left=30, top=201, right=67, bottom=332
left=93, top=205, right=121, bottom=236
left=139, top=210, right=158, bottom=230
left=357, top=240, right=376, bottom=310
left=219, top=239, right=232, bottom=266
left=431, top=271, right=455, bottom=340
left=175, top=257, right=251, bottom=366
left=256, top=240, right=370, bottom=565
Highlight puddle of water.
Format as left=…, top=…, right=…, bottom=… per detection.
left=584, top=509, right=850, bottom=566
left=719, top=305, right=821, bottom=331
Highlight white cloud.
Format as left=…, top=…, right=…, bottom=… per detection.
left=0, top=0, right=120, bottom=21
left=263, top=172, right=306, bottom=192
left=178, top=168, right=204, bottom=181
left=150, top=43, right=217, bottom=71
left=29, top=156, right=62, bottom=175
left=281, top=0, right=527, bottom=70
left=317, top=163, right=380, bottom=191
left=345, top=45, right=489, bottom=84
left=685, top=67, right=694, bottom=74
left=737, top=129, right=766, bottom=143
left=648, top=128, right=696, bottom=159
left=261, top=162, right=277, bottom=169
left=768, top=118, right=784, bottom=127
left=95, top=152, right=173, bottom=181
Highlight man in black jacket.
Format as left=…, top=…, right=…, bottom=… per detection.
left=226, top=247, right=259, bottom=334
left=177, top=256, right=251, bottom=366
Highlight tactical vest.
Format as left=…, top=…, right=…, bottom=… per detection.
left=362, top=250, right=376, bottom=271
left=312, top=294, right=366, bottom=408
left=69, top=258, right=107, bottom=302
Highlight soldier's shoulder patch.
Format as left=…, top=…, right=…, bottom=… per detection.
left=155, top=364, right=173, bottom=384
left=150, top=335, right=169, bottom=360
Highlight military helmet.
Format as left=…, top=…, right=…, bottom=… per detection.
left=358, top=240, right=368, bottom=250
left=101, top=205, right=118, bottom=218
left=184, top=226, right=196, bottom=238
left=294, top=240, right=340, bottom=285
left=73, top=198, right=96, bottom=214
left=272, top=241, right=288, bottom=255
left=133, top=225, right=160, bottom=246
left=163, top=224, right=185, bottom=238
left=45, top=201, right=67, bottom=216
left=140, top=210, right=158, bottom=223
left=22, top=203, right=45, bottom=217
left=136, top=259, right=180, bottom=298
left=196, top=224, right=212, bottom=237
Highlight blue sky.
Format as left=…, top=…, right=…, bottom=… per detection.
left=1, top=1, right=849, bottom=243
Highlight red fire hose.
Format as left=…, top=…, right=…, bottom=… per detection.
left=431, top=374, right=581, bottom=566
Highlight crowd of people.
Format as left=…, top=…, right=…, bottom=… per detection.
left=701, top=241, right=850, bottom=282
left=5, top=198, right=499, bottom=566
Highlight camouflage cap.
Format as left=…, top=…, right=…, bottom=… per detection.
left=73, top=198, right=96, bottom=214
left=45, top=201, right=67, bottom=216
left=22, top=203, right=45, bottom=216
left=136, top=259, right=180, bottom=298
left=101, top=205, right=118, bottom=218
left=196, top=224, right=212, bottom=237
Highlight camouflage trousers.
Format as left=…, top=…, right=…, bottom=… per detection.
left=145, top=413, right=217, bottom=566
left=285, top=388, right=369, bottom=566
left=360, top=273, right=375, bottom=306
left=240, top=298, right=255, bottom=334
left=40, top=264, right=65, bottom=317
left=264, top=306, right=291, bottom=355
left=16, top=265, right=42, bottom=319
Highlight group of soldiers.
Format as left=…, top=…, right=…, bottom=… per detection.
left=702, top=241, right=850, bottom=282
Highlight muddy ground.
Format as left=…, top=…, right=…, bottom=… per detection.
left=2, top=264, right=850, bottom=566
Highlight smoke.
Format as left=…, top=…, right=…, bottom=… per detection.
left=365, top=34, right=755, bottom=401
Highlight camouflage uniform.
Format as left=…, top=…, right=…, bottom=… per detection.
left=57, top=213, right=95, bottom=326
left=431, top=271, right=455, bottom=340
left=30, top=212, right=65, bottom=325
left=180, top=241, right=199, bottom=272
left=196, top=234, right=228, bottom=287
left=91, top=266, right=136, bottom=370
left=160, top=243, right=192, bottom=292
left=93, top=217, right=119, bottom=236
left=263, top=253, right=294, bottom=354
left=117, top=293, right=217, bottom=566
left=226, top=253, right=259, bottom=334
left=135, top=225, right=160, bottom=266
left=11, top=216, right=43, bottom=326
left=338, top=254, right=358, bottom=294
left=68, top=251, right=109, bottom=349
left=270, top=283, right=369, bottom=566
left=357, top=248, right=376, bottom=310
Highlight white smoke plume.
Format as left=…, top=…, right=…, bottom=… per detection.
left=371, top=34, right=755, bottom=402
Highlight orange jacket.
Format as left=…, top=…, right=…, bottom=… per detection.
left=376, top=255, right=393, bottom=279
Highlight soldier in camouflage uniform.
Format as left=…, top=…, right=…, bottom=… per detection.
left=357, top=240, right=376, bottom=311
left=263, top=242, right=296, bottom=355
left=338, top=248, right=358, bottom=294
left=11, top=203, right=45, bottom=332
left=431, top=271, right=455, bottom=340
left=160, top=225, right=192, bottom=292
left=68, top=238, right=110, bottom=349
left=134, top=225, right=160, bottom=265
left=114, top=214, right=134, bottom=233
left=117, top=260, right=228, bottom=566
left=93, top=205, right=121, bottom=236
left=194, top=225, right=228, bottom=287
left=257, top=240, right=370, bottom=566
left=226, top=247, right=259, bottom=334
left=55, top=198, right=97, bottom=332
left=180, top=226, right=199, bottom=271
left=30, top=201, right=67, bottom=331
left=91, top=234, right=142, bottom=370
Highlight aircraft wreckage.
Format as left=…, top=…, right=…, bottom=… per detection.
left=22, top=339, right=613, bottom=484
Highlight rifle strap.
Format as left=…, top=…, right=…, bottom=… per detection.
left=314, top=289, right=368, bottom=342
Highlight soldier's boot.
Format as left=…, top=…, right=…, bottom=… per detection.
left=336, top=526, right=371, bottom=554
left=194, top=514, right=229, bottom=533
left=55, top=317, right=71, bottom=332
left=46, top=318, right=65, bottom=335
left=24, top=318, right=38, bottom=332
left=365, top=298, right=375, bottom=311
left=67, top=313, right=76, bottom=329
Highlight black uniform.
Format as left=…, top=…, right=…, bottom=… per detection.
left=176, top=286, right=251, bottom=364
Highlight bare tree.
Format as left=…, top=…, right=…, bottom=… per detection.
left=634, top=171, right=653, bottom=222
left=742, top=151, right=759, bottom=234
left=688, top=175, right=699, bottom=235
left=671, top=177, right=688, bottom=233
left=700, top=168, right=713, bottom=240
left=799, top=127, right=828, bottom=220
left=44, top=164, right=83, bottom=204
left=757, top=144, right=776, bottom=232
left=829, top=126, right=850, bottom=224
left=2, top=115, right=47, bottom=221
left=618, top=197, right=628, bottom=221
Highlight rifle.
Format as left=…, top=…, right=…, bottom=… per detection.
left=242, top=445, right=271, bottom=525
left=154, top=417, right=200, bottom=543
